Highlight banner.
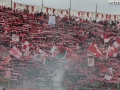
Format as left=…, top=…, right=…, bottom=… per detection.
left=88, top=58, right=94, bottom=66
left=13, top=1, right=40, bottom=12
left=1, top=0, right=120, bottom=20
left=43, top=7, right=120, bottom=21
left=48, top=16, right=56, bottom=25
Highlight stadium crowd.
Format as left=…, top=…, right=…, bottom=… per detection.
left=0, top=6, right=120, bottom=90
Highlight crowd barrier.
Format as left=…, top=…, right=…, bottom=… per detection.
left=0, top=80, right=118, bottom=90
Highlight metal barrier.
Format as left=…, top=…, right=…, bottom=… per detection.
left=0, top=80, right=117, bottom=90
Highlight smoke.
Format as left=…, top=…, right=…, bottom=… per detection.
left=0, top=45, right=9, bottom=59
left=51, top=58, right=67, bottom=90
left=2, top=53, right=80, bottom=90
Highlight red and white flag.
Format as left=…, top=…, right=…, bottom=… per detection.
left=113, top=38, right=120, bottom=48
left=88, top=43, right=102, bottom=57
left=22, top=40, right=32, bottom=52
left=106, top=45, right=118, bottom=59
left=9, top=46, right=22, bottom=59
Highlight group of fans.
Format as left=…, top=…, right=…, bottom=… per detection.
left=0, top=6, right=120, bottom=90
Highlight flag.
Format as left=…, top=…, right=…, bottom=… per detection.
left=50, top=46, right=58, bottom=57
left=113, top=38, right=120, bottom=48
left=88, top=43, right=102, bottom=57
left=104, top=74, right=112, bottom=80
left=9, top=46, right=22, bottom=59
left=12, top=34, right=19, bottom=42
left=113, top=41, right=120, bottom=48
left=56, top=48, right=67, bottom=60
left=22, top=40, right=32, bottom=52
left=88, top=58, right=94, bottom=66
left=113, top=53, right=117, bottom=57
left=106, top=45, right=118, bottom=59
left=108, top=46, right=118, bottom=56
